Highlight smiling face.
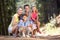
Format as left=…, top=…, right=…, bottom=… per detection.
left=32, top=6, right=36, bottom=12
left=23, top=15, right=27, bottom=21
left=25, top=6, right=30, bottom=13
left=17, top=8, right=23, bottom=15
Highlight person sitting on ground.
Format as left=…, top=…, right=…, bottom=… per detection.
left=23, top=4, right=33, bottom=36
left=31, top=6, right=41, bottom=36
left=8, top=7, right=23, bottom=37
left=24, top=4, right=31, bottom=21
left=18, top=14, right=32, bottom=37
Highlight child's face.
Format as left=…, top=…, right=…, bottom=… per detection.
left=23, top=16, right=27, bottom=21
left=32, top=6, right=36, bottom=12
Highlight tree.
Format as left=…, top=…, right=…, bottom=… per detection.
left=36, top=0, right=46, bottom=23
left=0, top=0, right=16, bottom=35
left=36, top=0, right=57, bottom=23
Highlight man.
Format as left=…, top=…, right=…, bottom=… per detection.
left=23, top=4, right=33, bottom=37
left=24, top=4, right=31, bottom=21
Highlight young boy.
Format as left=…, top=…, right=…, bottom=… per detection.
left=18, top=14, right=32, bottom=37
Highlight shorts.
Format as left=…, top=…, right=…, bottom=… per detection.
left=8, top=25, right=13, bottom=33
left=30, top=20, right=34, bottom=24
left=30, top=20, right=37, bottom=30
left=32, top=24, right=37, bottom=30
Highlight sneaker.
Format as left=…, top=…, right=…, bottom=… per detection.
left=13, top=34, right=17, bottom=37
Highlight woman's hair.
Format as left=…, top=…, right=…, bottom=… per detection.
left=32, top=6, right=38, bottom=13
left=17, top=6, right=23, bottom=13
left=17, top=6, right=22, bottom=10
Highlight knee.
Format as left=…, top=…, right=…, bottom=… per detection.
left=37, top=21, right=40, bottom=25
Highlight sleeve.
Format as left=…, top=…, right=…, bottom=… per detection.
left=18, top=20, right=23, bottom=27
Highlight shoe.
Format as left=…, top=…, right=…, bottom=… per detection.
left=13, top=34, right=17, bottom=37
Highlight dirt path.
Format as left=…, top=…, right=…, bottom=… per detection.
left=0, top=36, right=60, bottom=40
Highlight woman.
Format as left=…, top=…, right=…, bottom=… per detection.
left=31, top=6, right=41, bottom=36
left=8, top=7, right=23, bottom=37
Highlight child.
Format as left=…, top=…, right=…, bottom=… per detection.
left=18, top=14, right=32, bottom=37
left=31, top=6, right=41, bottom=36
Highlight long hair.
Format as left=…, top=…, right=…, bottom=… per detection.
left=32, top=6, right=38, bottom=13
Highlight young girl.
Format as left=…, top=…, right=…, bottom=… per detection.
left=31, top=6, right=41, bottom=36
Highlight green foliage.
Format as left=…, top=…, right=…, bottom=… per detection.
left=36, top=0, right=45, bottom=23
left=16, top=0, right=36, bottom=8
left=0, top=0, right=16, bottom=35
